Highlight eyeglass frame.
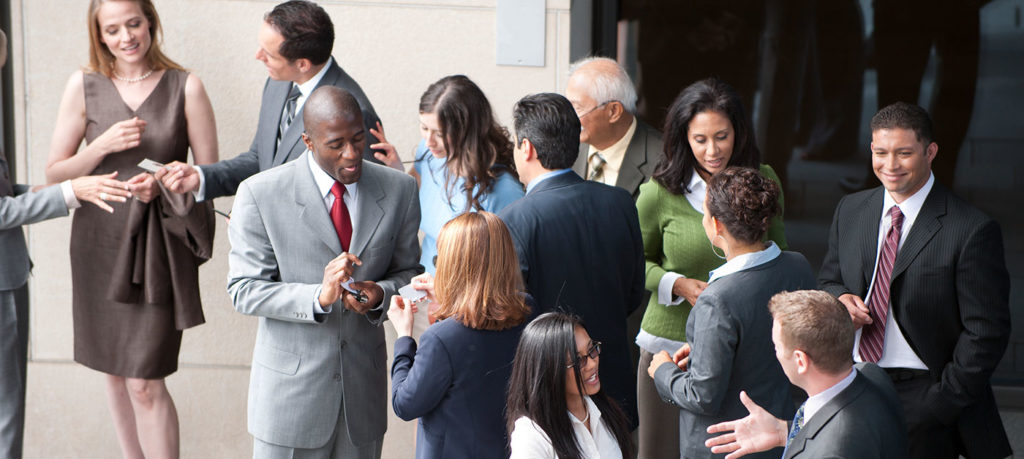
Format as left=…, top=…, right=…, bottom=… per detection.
left=566, top=341, right=602, bottom=369
left=574, top=100, right=617, bottom=119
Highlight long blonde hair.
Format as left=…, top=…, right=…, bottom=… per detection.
left=87, top=0, right=183, bottom=77
left=433, top=212, right=529, bottom=331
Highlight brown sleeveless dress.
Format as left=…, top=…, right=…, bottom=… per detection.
left=71, top=70, right=212, bottom=379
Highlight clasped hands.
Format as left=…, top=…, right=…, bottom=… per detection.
left=319, top=252, right=383, bottom=315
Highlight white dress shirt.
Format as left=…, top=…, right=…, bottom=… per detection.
left=195, top=58, right=336, bottom=202
left=509, top=396, right=623, bottom=459
left=803, top=368, right=857, bottom=422
left=852, top=174, right=934, bottom=370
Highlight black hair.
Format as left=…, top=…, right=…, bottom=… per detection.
left=506, top=313, right=633, bottom=459
left=870, top=101, right=934, bottom=145
left=512, top=93, right=580, bottom=170
left=265, top=0, right=334, bottom=65
left=653, top=78, right=760, bottom=195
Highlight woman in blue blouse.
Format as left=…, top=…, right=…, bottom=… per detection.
left=373, top=75, right=524, bottom=273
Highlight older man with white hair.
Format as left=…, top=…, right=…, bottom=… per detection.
left=567, top=57, right=662, bottom=200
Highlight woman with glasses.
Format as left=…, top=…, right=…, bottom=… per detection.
left=387, top=212, right=533, bottom=458
left=506, top=312, right=634, bottom=459
left=645, top=167, right=815, bottom=458
left=371, top=75, right=524, bottom=274
left=633, top=77, right=787, bottom=458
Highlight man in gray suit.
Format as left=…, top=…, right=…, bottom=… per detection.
left=705, top=290, right=907, bottom=458
left=0, top=29, right=132, bottom=459
left=567, top=57, right=662, bottom=200
left=158, top=0, right=382, bottom=201
left=227, top=86, right=421, bottom=458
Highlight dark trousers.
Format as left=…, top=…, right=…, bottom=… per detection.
left=0, top=283, right=29, bottom=459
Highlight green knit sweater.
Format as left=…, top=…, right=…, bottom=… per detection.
left=636, top=164, right=788, bottom=341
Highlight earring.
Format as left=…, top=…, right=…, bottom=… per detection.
left=710, top=234, right=729, bottom=260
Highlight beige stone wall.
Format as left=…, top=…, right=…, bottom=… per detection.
left=7, top=0, right=570, bottom=456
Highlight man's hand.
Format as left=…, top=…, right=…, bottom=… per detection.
left=125, top=172, right=161, bottom=203
left=386, top=295, right=418, bottom=337
left=344, top=281, right=383, bottom=315
left=154, top=161, right=201, bottom=194
left=648, top=350, right=674, bottom=379
left=318, top=253, right=363, bottom=308
left=705, top=391, right=789, bottom=459
left=838, top=293, right=871, bottom=328
left=673, top=277, right=708, bottom=305
left=70, top=171, right=130, bottom=213
left=672, top=342, right=692, bottom=371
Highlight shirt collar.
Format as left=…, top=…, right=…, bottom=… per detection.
left=804, top=368, right=857, bottom=422
left=294, top=56, right=334, bottom=110
left=307, top=149, right=357, bottom=200
left=526, top=168, right=574, bottom=195
left=567, top=395, right=603, bottom=427
left=588, top=117, right=637, bottom=163
left=707, top=241, right=781, bottom=283
left=881, top=172, right=934, bottom=225
left=683, top=171, right=708, bottom=214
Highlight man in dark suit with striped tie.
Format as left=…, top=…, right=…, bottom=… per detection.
left=818, top=102, right=1012, bottom=458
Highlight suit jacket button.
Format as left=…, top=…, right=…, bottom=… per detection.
left=333, top=373, right=341, bottom=381
left=339, top=340, right=347, bottom=349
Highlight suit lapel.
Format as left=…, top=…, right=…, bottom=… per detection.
left=263, top=81, right=291, bottom=167
left=786, top=373, right=866, bottom=458
left=572, top=142, right=588, bottom=178
left=859, top=189, right=885, bottom=289
left=294, top=161, right=343, bottom=254
left=273, top=62, right=344, bottom=167
left=348, top=164, right=385, bottom=258
left=615, top=126, right=648, bottom=193
left=891, top=185, right=945, bottom=279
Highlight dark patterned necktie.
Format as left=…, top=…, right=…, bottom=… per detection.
left=782, top=402, right=806, bottom=457
left=277, top=84, right=302, bottom=147
left=860, top=206, right=904, bottom=363
left=588, top=152, right=606, bottom=181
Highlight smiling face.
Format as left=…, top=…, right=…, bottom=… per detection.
left=304, top=112, right=366, bottom=185
left=565, top=325, right=601, bottom=399
left=255, top=21, right=302, bottom=82
left=419, top=112, right=447, bottom=158
left=96, top=1, right=152, bottom=67
left=871, top=128, right=936, bottom=203
left=687, top=110, right=734, bottom=181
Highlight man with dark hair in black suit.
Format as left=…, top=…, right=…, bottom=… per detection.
left=499, top=93, right=645, bottom=429
left=818, top=102, right=1011, bottom=458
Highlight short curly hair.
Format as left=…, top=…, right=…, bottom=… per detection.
left=705, top=167, right=780, bottom=244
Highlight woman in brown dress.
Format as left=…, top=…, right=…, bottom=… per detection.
left=44, top=1, right=218, bottom=457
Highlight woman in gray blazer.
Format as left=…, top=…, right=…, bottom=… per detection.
left=647, top=167, right=816, bottom=458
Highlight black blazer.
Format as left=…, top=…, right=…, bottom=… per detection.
left=818, top=183, right=1011, bottom=458
left=390, top=298, right=535, bottom=459
left=785, top=363, right=908, bottom=458
left=499, top=171, right=645, bottom=428
left=201, top=59, right=381, bottom=200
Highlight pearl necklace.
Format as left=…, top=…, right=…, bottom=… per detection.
left=113, top=68, right=154, bottom=84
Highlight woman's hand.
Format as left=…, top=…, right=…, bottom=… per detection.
left=387, top=295, right=418, bottom=338
left=410, top=272, right=437, bottom=303
left=70, top=171, right=131, bottom=213
left=369, top=121, right=404, bottom=171
left=672, top=277, right=708, bottom=305
left=125, top=172, right=161, bottom=203
left=89, top=117, right=147, bottom=157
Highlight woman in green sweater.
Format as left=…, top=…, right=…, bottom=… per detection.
left=634, top=78, right=787, bottom=458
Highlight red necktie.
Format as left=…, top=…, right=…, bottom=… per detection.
left=860, top=205, right=904, bottom=363
left=330, top=182, right=353, bottom=252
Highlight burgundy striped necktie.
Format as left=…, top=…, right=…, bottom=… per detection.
left=860, top=205, right=904, bottom=363
left=330, top=182, right=353, bottom=252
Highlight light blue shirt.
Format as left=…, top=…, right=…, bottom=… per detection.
left=414, top=140, right=524, bottom=273
left=707, top=241, right=781, bottom=284
left=525, top=168, right=573, bottom=195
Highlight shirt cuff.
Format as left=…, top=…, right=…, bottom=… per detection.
left=312, top=286, right=332, bottom=314
left=60, top=180, right=81, bottom=210
left=658, top=272, right=686, bottom=306
left=194, top=165, right=206, bottom=202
